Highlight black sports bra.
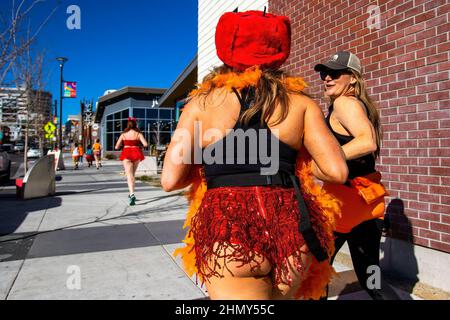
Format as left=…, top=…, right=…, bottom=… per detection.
left=202, top=87, right=298, bottom=182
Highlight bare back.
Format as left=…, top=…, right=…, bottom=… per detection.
left=197, top=88, right=307, bottom=150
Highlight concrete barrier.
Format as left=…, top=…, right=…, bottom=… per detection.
left=136, top=156, right=158, bottom=176
left=16, top=154, right=56, bottom=200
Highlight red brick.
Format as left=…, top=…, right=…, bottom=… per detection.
left=430, top=167, right=450, bottom=177
left=442, top=195, right=450, bottom=205
left=441, top=139, right=450, bottom=147
left=415, top=27, right=436, bottom=41
left=418, top=193, right=440, bottom=203
left=430, top=241, right=450, bottom=254
left=415, top=10, right=436, bottom=24
left=413, top=237, right=430, bottom=247
left=407, top=95, right=427, bottom=105
left=443, top=215, right=450, bottom=224
left=421, top=139, right=441, bottom=148
left=408, top=217, right=430, bottom=228
left=417, top=83, right=439, bottom=93
left=418, top=120, right=439, bottom=130
left=428, top=91, right=450, bottom=102
left=419, top=176, right=440, bottom=184
left=426, top=34, right=448, bottom=47
left=441, top=233, right=450, bottom=244
left=429, top=129, right=450, bottom=138
left=430, top=222, right=450, bottom=234
left=400, top=191, right=418, bottom=200
left=426, top=14, right=448, bottom=29
left=427, top=53, right=449, bottom=65
left=439, top=80, right=450, bottom=91
left=428, top=110, right=450, bottom=120
left=409, top=183, right=428, bottom=193
left=407, top=113, right=426, bottom=122
left=419, top=212, right=441, bottom=222
left=430, top=185, right=450, bottom=195
left=427, top=72, right=449, bottom=83
left=419, top=229, right=441, bottom=241
left=418, top=158, right=440, bottom=166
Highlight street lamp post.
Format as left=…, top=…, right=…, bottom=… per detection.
left=56, top=57, right=68, bottom=151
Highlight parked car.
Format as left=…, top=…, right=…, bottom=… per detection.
left=27, top=147, right=42, bottom=158
left=0, top=144, right=14, bottom=153
left=14, top=142, right=25, bottom=152
left=0, top=151, right=11, bottom=184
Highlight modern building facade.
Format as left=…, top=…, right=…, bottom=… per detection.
left=0, top=87, right=52, bottom=143
left=94, top=87, right=171, bottom=152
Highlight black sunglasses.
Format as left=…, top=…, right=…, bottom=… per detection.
left=319, top=69, right=350, bottom=81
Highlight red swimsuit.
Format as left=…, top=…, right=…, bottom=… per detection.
left=120, top=140, right=145, bottom=162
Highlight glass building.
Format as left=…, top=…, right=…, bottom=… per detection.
left=94, top=87, right=173, bottom=152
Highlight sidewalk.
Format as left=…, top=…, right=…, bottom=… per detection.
left=0, top=155, right=427, bottom=300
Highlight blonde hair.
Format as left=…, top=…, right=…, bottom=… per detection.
left=340, top=70, right=382, bottom=159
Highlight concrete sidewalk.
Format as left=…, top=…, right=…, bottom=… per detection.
left=0, top=155, right=424, bottom=300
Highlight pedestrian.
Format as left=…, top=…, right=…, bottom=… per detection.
left=72, top=143, right=80, bottom=170
left=314, top=51, right=400, bottom=300
left=93, top=138, right=102, bottom=170
left=162, top=10, right=348, bottom=300
left=85, top=144, right=94, bottom=167
left=78, top=144, right=84, bottom=166
left=115, top=117, right=148, bottom=205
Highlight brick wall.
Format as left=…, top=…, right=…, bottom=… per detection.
left=270, top=0, right=450, bottom=252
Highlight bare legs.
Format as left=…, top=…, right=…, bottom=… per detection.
left=204, top=243, right=312, bottom=300
left=94, top=154, right=102, bottom=169
left=123, top=159, right=141, bottom=205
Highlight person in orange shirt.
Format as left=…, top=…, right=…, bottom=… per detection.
left=78, top=144, right=84, bottom=165
left=93, top=139, right=102, bottom=170
left=314, top=51, right=399, bottom=300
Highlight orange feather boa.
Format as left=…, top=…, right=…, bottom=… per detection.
left=173, top=66, right=342, bottom=300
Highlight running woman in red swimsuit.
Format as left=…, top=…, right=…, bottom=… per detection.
left=115, top=117, right=148, bottom=205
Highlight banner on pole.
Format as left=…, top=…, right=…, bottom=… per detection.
left=63, top=81, right=77, bottom=98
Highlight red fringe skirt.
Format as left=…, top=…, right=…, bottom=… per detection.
left=120, top=147, right=145, bottom=162
left=190, top=185, right=309, bottom=287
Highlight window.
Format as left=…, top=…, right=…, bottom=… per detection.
left=114, top=119, right=122, bottom=131
left=106, top=133, right=113, bottom=151
left=147, top=109, right=158, bottom=119
left=159, top=109, right=172, bottom=120
left=133, top=108, right=145, bottom=118
left=107, top=121, right=113, bottom=132
left=121, top=109, right=129, bottom=119
left=107, top=114, right=113, bottom=121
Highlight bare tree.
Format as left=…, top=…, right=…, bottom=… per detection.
left=0, top=0, right=58, bottom=86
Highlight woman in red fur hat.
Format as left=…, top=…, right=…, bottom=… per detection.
left=115, top=117, right=148, bottom=206
left=162, top=10, right=348, bottom=300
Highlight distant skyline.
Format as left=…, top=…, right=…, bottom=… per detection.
left=0, top=0, right=198, bottom=122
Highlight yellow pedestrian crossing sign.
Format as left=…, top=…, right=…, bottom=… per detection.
left=44, top=122, right=56, bottom=140
left=44, top=122, right=56, bottom=134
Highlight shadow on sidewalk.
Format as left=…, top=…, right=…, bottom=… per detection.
left=380, top=198, right=419, bottom=299
left=0, top=193, right=62, bottom=236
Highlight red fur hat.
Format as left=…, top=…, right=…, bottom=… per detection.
left=215, top=10, right=291, bottom=72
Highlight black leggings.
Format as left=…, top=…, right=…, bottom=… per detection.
left=328, top=218, right=400, bottom=300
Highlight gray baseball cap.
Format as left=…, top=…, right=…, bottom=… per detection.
left=314, top=51, right=362, bottom=74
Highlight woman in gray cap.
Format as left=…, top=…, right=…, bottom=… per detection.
left=314, top=51, right=400, bottom=300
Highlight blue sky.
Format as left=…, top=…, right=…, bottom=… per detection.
left=1, top=0, right=198, bottom=122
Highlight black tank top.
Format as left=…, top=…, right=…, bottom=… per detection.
left=326, top=103, right=376, bottom=179
left=202, top=87, right=298, bottom=182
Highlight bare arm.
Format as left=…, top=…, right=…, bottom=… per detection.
left=303, top=99, right=348, bottom=184
left=161, top=99, right=199, bottom=192
left=332, top=96, right=377, bottom=160
left=139, top=133, right=148, bottom=148
left=115, top=134, right=123, bottom=150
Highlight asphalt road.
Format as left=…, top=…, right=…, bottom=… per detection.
left=8, top=152, right=38, bottom=179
